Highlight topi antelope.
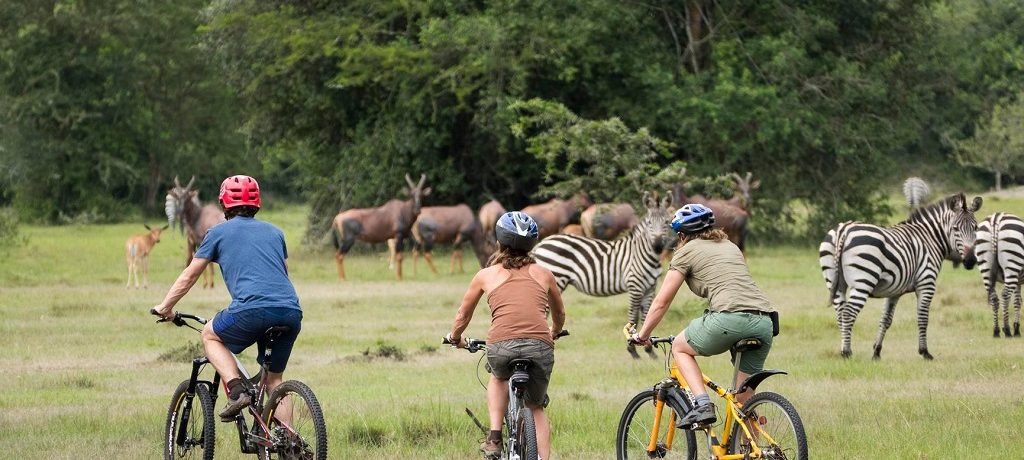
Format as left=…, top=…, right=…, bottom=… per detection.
left=580, top=203, right=639, bottom=240
left=409, top=204, right=492, bottom=275
left=332, top=173, right=430, bottom=280
left=166, top=176, right=225, bottom=288
left=521, top=193, right=592, bottom=239
left=125, top=224, right=169, bottom=289
left=727, top=172, right=760, bottom=212
left=478, top=199, right=506, bottom=253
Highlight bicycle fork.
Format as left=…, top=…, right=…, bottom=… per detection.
left=176, top=357, right=215, bottom=448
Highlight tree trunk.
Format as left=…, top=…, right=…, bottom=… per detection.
left=995, top=171, right=1002, bottom=191
left=145, top=156, right=163, bottom=212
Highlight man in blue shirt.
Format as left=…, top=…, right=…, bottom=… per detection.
left=153, top=175, right=302, bottom=421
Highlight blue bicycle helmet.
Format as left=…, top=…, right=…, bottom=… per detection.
left=496, top=211, right=540, bottom=250
left=671, top=204, right=715, bottom=235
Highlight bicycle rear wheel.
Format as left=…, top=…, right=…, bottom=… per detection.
left=506, top=405, right=538, bottom=460
left=616, top=389, right=697, bottom=460
left=259, top=380, right=328, bottom=460
left=164, top=380, right=215, bottom=460
left=729, top=391, right=807, bottom=460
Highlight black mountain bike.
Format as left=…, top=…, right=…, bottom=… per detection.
left=444, top=331, right=568, bottom=460
left=156, top=310, right=327, bottom=460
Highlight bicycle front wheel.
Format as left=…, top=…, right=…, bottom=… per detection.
left=164, top=380, right=215, bottom=460
left=259, top=380, right=328, bottom=460
left=729, top=391, right=807, bottom=460
left=616, top=389, right=696, bottom=460
left=507, top=405, right=538, bottom=460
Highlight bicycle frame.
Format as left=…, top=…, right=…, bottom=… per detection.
left=647, top=350, right=783, bottom=459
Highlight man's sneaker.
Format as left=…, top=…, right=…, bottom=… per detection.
left=676, top=403, right=716, bottom=429
left=479, top=439, right=503, bottom=459
left=218, top=392, right=251, bottom=422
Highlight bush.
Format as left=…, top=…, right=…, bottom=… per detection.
left=0, top=207, right=23, bottom=250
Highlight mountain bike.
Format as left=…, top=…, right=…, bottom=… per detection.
left=616, top=324, right=806, bottom=460
left=444, top=331, right=569, bottom=460
left=155, top=310, right=327, bottom=460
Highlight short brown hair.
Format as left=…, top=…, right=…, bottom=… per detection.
left=488, top=244, right=535, bottom=269
left=224, top=205, right=259, bottom=220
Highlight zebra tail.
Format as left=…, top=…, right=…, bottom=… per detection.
left=902, top=177, right=931, bottom=210
left=827, top=226, right=848, bottom=307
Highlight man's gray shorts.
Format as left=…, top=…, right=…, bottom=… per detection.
left=486, top=338, right=554, bottom=407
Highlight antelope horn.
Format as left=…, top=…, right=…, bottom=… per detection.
left=730, top=172, right=742, bottom=183
left=174, top=176, right=181, bottom=187
left=405, top=173, right=415, bottom=188
left=186, top=176, right=195, bottom=189
left=418, top=174, right=426, bottom=188
left=745, top=171, right=753, bottom=182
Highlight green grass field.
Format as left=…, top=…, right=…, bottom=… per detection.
left=3, top=194, right=1024, bottom=459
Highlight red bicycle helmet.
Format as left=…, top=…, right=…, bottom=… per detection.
left=219, top=175, right=261, bottom=209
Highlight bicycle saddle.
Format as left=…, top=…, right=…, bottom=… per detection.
left=263, top=326, right=292, bottom=341
left=731, top=338, right=762, bottom=353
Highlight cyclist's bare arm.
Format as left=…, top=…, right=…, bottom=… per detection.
left=636, top=269, right=685, bottom=341
left=449, top=270, right=487, bottom=346
left=535, top=265, right=566, bottom=336
left=153, top=257, right=211, bottom=319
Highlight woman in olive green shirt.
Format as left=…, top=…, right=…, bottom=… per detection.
left=631, top=203, right=775, bottom=428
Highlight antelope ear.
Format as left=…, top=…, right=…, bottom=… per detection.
left=751, top=179, right=761, bottom=189
left=422, top=187, right=432, bottom=196
left=144, top=224, right=152, bottom=230
left=161, top=224, right=170, bottom=230
left=970, top=196, right=983, bottom=212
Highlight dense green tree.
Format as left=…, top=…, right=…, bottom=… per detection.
left=0, top=0, right=244, bottom=222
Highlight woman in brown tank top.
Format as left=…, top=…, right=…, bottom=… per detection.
left=446, top=212, right=567, bottom=460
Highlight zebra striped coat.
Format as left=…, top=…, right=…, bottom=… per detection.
left=532, top=193, right=673, bottom=356
left=975, top=212, right=1024, bottom=337
left=819, top=193, right=983, bottom=360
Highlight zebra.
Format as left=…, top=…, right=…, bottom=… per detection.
left=819, top=192, right=983, bottom=360
left=532, top=191, right=674, bottom=359
left=975, top=212, right=1024, bottom=338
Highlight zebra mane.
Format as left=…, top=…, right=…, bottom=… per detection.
left=903, top=193, right=964, bottom=224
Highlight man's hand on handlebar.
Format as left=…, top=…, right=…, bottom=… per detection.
left=150, top=306, right=176, bottom=322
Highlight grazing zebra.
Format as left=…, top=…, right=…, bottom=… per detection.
left=819, top=192, right=983, bottom=360
left=975, top=212, right=1024, bottom=338
left=532, top=192, right=674, bottom=358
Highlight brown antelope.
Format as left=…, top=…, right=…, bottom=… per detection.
left=478, top=199, right=506, bottom=253
left=332, top=173, right=430, bottom=280
left=580, top=203, right=638, bottom=240
left=408, top=204, right=491, bottom=275
left=560, top=224, right=585, bottom=236
left=521, top=193, right=592, bottom=239
left=728, top=172, right=760, bottom=211
left=165, top=176, right=225, bottom=288
left=125, top=224, right=169, bottom=288
left=679, top=192, right=750, bottom=253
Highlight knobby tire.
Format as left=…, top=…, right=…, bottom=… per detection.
left=728, top=391, right=807, bottom=460
left=164, top=380, right=215, bottom=460
left=258, top=380, right=328, bottom=460
left=616, top=389, right=697, bottom=460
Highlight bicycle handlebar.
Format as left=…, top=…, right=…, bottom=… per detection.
left=444, top=330, right=570, bottom=353
left=623, top=323, right=674, bottom=345
left=151, top=308, right=208, bottom=328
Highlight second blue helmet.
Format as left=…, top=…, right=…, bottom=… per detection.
left=496, top=211, right=540, bottom=250
left=671, top=204, right=715, bottom=235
